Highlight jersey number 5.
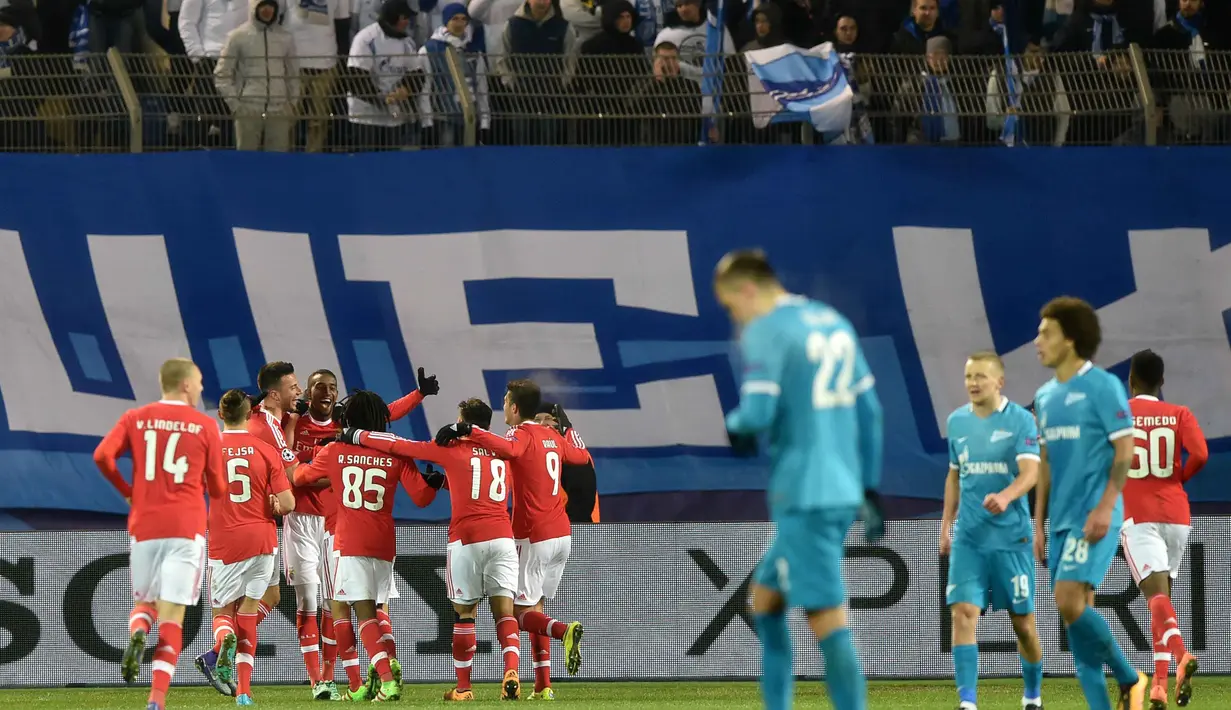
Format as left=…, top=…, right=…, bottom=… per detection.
left=142, top=429, right=189, bottom=483
left=470, top=457, right=508, bottom=502
left=806, top=330, right=857, bottom=409
left=1129, top=427, right=1175, bottom=479
left=226, top=458, right=251, bottom=503
left=342, top=466, right=387, bottom=510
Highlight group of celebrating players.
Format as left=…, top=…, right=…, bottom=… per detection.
left=713, top=250, right=1208, bottom=710
left=93, top=358, right=589, bottom=708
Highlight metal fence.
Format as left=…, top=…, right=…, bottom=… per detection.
left=2, top=45, right=1229, bottom=151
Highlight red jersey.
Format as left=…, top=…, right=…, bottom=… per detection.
left=294, top=414, right=340, bottom=531
left=296, top=442, right=437, bottom=561
left=94, top=400, right=226, bottom=542
left=1124, top=395, right=1209, bottom=525
left=209, top=430, right=290, bottom=564
left=468, top=422, right=589, bottom=542
left=248, top=405, right=325, bottom=516
left=358, top=431, right=513, bottom=545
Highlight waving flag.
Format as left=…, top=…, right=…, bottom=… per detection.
left=700, top=0, right=727, bottom=144
left=745, top=42, right=854, bottom=133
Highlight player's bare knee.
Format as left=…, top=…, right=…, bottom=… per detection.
left=1138, top=571, right=1170, bottom=600
left=748, top=584, right=784, bottom=617
left=805, top=606, right=846, bottom=641
left=489, top=596, right=514, bottom=619
left=950, top=603, right=980, bottom=637
left=156, top=601, right=187, bottom=625
left=452, top=602, right=479, bottom=621
left=1053, top=583, right=1087, bottom=624
left=1010, top=613, right=1039, bottom=643
left=262, top=585, right=281, bottom=608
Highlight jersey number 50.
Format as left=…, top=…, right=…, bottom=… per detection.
left=1129, top=427, right=1175, bottom=479
left=806, top=330, right=857, bottom=409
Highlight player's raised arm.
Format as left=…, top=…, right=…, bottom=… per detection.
left=463, top=426, right=524, bottom=459
left=725, top=319, right=785, bottom=435
left=354, top=430, right=447, bottom=464
left=292, top=447, right=333, bottom=487
left=560, top=424, right=592, bottom=467
left=1178, top=407, right=1209, bottom=482
left=94, top=411, right=135, bottom=500
left=387, top=367, right=440, bottom=422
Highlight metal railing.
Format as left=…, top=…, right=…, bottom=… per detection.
left=1, top=45, right=1229, bottom=151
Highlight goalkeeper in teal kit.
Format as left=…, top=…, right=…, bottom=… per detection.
left=714, top=250, right=884, bottom=710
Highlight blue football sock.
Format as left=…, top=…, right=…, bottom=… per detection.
left=818, top=627, right=866, bottom=710
left=953, top=644, right=978, bottom=705
left=1020, top=655, right=1043, bottom=701
left=754, top=612, right=793, bottom=710
left=1066, top=626, right=1113, bottom=710
left=1072, top=606, right=1138, bottom=686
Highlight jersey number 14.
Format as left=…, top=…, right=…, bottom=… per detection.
left=807, top=330, right=857, bottom=409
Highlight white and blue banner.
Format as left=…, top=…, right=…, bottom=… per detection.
left=745, top=42, right=854, bottom=132
left=1, top=149, right=1231, bottom=522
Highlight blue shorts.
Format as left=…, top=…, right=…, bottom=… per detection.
left=754, top=507, right=857, bottom=612
left=946, top=541, right=1035, bottom=615
left=1047, top=527, right=1120, bottom=589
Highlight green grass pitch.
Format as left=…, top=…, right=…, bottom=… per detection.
left=5, top=678, right=1231, bottom=709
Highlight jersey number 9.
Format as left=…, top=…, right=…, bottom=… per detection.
left=806, top=330, right=857, bottom=409
left=1129, top=427, right=1175, bottom=479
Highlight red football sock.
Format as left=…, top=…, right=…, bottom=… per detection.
left=333, top=618, right=364, bottom=691
left=296, top=611, right=322, bottom=684
left=256, top=602, right=272, bottom=626
left=376, top=607, right=397, bottom=659
left=1150, top=594, right=1188, bottom=671
left=236, top=612, right=258, bottom=697
left=496, top=616, right=521, bottom=675
left=517, top=610, right=568, bottom=640
left=148, top=620, right=182, bottom=707
left=452, top=618, right=476, bottom=692
left=359, top=619, right=393, bottom=682
left=321, top=608, right=337, bottom=682
left=212, top=614, right=235, bottom=654
left=532, top=633, right=551, bottom=692
left=129, top=602, right=158, bottom=636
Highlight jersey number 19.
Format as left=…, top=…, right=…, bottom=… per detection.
left=807, top=330, right=857, bottom=409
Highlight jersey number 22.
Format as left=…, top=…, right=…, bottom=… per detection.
left=807, top=330, right=857, bottom=409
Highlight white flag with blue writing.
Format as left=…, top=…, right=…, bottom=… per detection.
left=746, top=42, right=853, bottom=133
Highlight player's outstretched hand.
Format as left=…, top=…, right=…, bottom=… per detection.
left=727, top=430, right=758, bottom=457
left=420, top=464, right=446, bottom=490
left=417, top=367, right=440, bottom=396
left=862, top=490, right=886, bottom=542
left=340, top=428, right=364, bottom=446
left=435, top=422, right=473, bottom=446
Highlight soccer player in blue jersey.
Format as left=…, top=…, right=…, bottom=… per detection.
left=941, top=352, right=1044, bottom=710
left=1032, top=297, right=1148, bottom=710
left=714, top=250, right=884, bottom=710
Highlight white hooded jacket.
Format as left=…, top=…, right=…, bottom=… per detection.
left=179, top=0, right=249, bottom=60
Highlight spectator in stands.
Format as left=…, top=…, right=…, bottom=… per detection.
left=420, top=2, right=489, bottom=146
left=282, top=0, right=351, bottom=151
left=1051, top=0, right=1153, bottom=52
left=899, top=35, right=989, bottom=142
left=561, top=0, right=602, bottom=43
left=579, top=0, right=646, bottom=144
left=632, top=39, right=701, bottom=144
left=1152, top=0, right=1230, bottom=141
left=179, top=0, right=249, bottom=145
left=741, top=3, right=785, bottom=50
left=495, top=0, right=578, bottom=144
left=345, top=0, right=424, bottom=148
left=655, top=0, right=733, bottom=68
left=763, top=0, right=819, bottom=47
left=0, top=0, right=41, bottom=150
left=891, top=0, right=954, bottom=53
left=832, top=14, right=858, bottom=51
left=214, top=0, right=300, bottom=151
left=961, top=0, right=1008, bottom=53
left=469, top=0, right=521, bottom=54
left=86, top=0, right=146, bottom=52
left=985, top=41, right=1072, bottom=144
left=1154, top=0, right=1215, bottom=49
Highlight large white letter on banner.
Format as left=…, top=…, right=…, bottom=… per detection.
left=339, top=230, right=729, bottom=447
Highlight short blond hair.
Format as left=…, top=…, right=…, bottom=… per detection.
left=967, top=350, right=1004, bottom=372
left=159, top=358, right=198, bottom=394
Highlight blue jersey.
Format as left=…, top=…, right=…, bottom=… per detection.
left=725, top=295, right=884, bottom=518
left=1034, top=361, right=1134, bottom=534
left=946, top=397, right=1040, bottom=550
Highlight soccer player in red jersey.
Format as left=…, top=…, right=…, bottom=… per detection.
left=1120, top=350, right=1209, bottom=709
left=343, top=397, right=521, bottom=701
left=294, top=390, right=439, bottom=703
left=205, top=390, right=297, bottom=706
left=438, top=380, right=588, bottom=699
left=93, top=358, right=226, bottom=710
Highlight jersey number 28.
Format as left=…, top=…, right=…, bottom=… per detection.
left=1129, top=427, right=1175, bottom=479
left=806, top=330, right=857, bottom=409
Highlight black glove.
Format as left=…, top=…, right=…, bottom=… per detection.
left=248, top=391, right=268, bottom=408
left=552, top=403, right=573, bottom=434
left=293, top=399, right=310, bottom=416
left=420, top=464, right=446, bottom=490
left=330, top=401, right=346, bottom=425
left=315, top=435, right=338, bottom=447
left=417, top=367, right=440, bottom=396
left=340, top=428, right=364, bottom=446
left=435, top=422, right=472, bottom=447
left=862, top=490, right=885, bottom=543
left=727, top=429, right=758, bottom=457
